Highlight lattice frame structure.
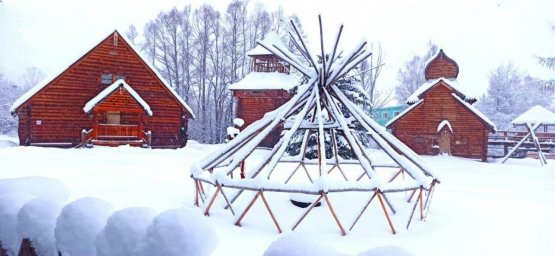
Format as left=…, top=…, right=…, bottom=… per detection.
left=191, top=16, right=440, bottom=235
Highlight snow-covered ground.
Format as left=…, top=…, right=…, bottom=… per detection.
left=1, top=141, right=555, bottom=255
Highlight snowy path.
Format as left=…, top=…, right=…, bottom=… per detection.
left=1, top=145, right=554, bottom=255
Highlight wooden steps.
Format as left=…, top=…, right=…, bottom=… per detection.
left=90, top=138, right=146, bottom=147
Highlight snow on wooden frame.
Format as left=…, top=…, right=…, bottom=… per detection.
left=191, top=15, right=439, bottom=235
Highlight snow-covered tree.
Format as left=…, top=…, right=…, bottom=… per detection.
left=476, top=63, right=553, bottom=130
left=538, top=25, right=555, bottom=90
left=0, top=72, right=24, bottom=135
left=395, top=42, right=438, bottom=102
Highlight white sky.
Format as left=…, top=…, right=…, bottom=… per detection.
left=1, top=0, right=554, bottom=99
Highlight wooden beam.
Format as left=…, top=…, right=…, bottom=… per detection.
left=349, top=191, right=377, bottom=231
left=292, top=194, right=324, bottom=231
left=377, top=192, right=396, bottom=234
left=322, top=193, right=347, bottom=236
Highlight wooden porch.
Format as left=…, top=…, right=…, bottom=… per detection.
left=81, top=110, right=152, bottom=148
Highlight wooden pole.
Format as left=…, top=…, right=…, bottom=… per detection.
left=235, top=192, right=260, bottom=227
left=349, top=191, right=377, bottom=231
left=322, top=193, right=347, bottom=236
left=204, top=186, right=221, bottom=216
left=259, top=191, right=283, bottom=233
left=292, top=194, right=324, bottom=231
left=219, top=187, right=235, bottom=216
left=284, top=163, right=303, bottom=184
left=501, top=122, right=541, bottom=163
left=381, top=193, right=397, bottom=214
left=419, top=188, right=424, bottom=220
left=527, top=122, right=547, bottom=165
left=376, top=192, right=396, bottom=235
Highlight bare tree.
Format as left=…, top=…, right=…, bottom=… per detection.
left=21, top=66, right=46, bottom=89
left=394, top=42, right=438, bottom=103
left=125, top=24, right=138, bottom=45
left=359, top=43, right=392, bottom=110
left=538, top=25, right=555, bottom=90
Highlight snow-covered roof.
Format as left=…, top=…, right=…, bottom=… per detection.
left=437, top=120, right=453, bottom=133
left=512, top=105, right=555, bottom=125
left=228, top=72, right=299, bottom=91
left=11, top=31, right=195, bottom=119
left=83, top=79, right=152, bottom=116
left=407, top=78, right=477, bottom=104
left=385, top=99, right=424, bottom=128
left=451, top=93, right=496, bottom=131
left=246, top=32, right=287, bottom=56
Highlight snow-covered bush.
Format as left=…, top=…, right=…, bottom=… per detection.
left=358, top=245, right=414, bottom=256
left=0, top=192, right=35, bottom=256
left=95, top=207, right=157, bottom=256
left=17, top=198, right=65, bottom=256
left=55, top=197, right=113, bottom=256
left=264, top=233, right=344, bottom=256
left=0, top=177, right=69, bottom=202
left=136, top=208, right=217, bottom=256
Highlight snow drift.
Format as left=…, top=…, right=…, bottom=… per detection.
left=136, top=208, right=218, bottom=256
left=55, top=197, right=113, bottom=256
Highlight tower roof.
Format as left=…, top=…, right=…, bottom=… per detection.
left=424, top=49, right=459, bottom=80
left=246, top=32, right=287, bottom=56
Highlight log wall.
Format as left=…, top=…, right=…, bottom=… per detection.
left=233, top=90, right=292, bottom=147
left=390, top=82, right=489, bottom=161
left=14, top=32, right=191, bottom=148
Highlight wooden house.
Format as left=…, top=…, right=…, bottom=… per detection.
left=228, top=32, right=298, bottom=147
left=386, top=49, right=495, bottom=161
left=10, top=31, right=195, bottom=148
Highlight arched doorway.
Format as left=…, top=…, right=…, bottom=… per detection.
left=437, top=120, right=453, bottom=155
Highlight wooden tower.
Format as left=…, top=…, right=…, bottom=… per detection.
left=229, top=32, right=298, bottom=147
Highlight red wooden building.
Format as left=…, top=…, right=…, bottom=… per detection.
left=229, top=32, right=298, bottom=147
left=386, top=49, right=496, bottom=161
left=10, top=31, right=195, bottom=148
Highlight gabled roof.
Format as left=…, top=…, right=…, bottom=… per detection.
left=406, top=78, right=477, bottom=104
left=228, top=72, right=299, bottom=91
left=512, top=105, right=555, bottom=125
left=10, top=30, right=195, bottom=119
left=385, top=99, right=424, bottom=128
left=451, top=93, right=496, bottom=131
left=386, top=94, right=496, bottom=132
left=246, top=32, right=287, bottom=56
left=83, top=79, right=152, bottom=116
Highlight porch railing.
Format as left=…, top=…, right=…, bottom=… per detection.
left=97, top=124, right=140, bottom=138
left=81, top=124, right=152, bottom=147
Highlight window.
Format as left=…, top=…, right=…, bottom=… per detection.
left=106, top=111, right=121, bottom=124
left=115, top=75, right=126, bottom=81
left=393, top=111, right=400, bottom=116
left=414, top=137, right=425, bottom=144
left=382, top=112, right=388, bottom=118
left=101, top=74, right=113, bottom=85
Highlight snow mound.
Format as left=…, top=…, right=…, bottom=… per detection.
left=136, top=208, right=218, bottom=256
left=17, top=198, right=65, bottom=256
left=0, top=177, right=69, bottom=202
left=0, top=192, right=35, bottom=256
left=95, top=207, right=157, bottom=256
left=264, top=233, right=344, bottom=256
left=233, top=118, right=245, bottom=127
left=55, top=197, right=113, bottom=256
left=358, top=245, right=414, bottom=256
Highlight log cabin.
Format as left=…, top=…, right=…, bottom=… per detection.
left=228, top=32, right=299, bottom=147
left=10, top=31, right=195, bottom=148
left=386, top=49, right=496, bottom=161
